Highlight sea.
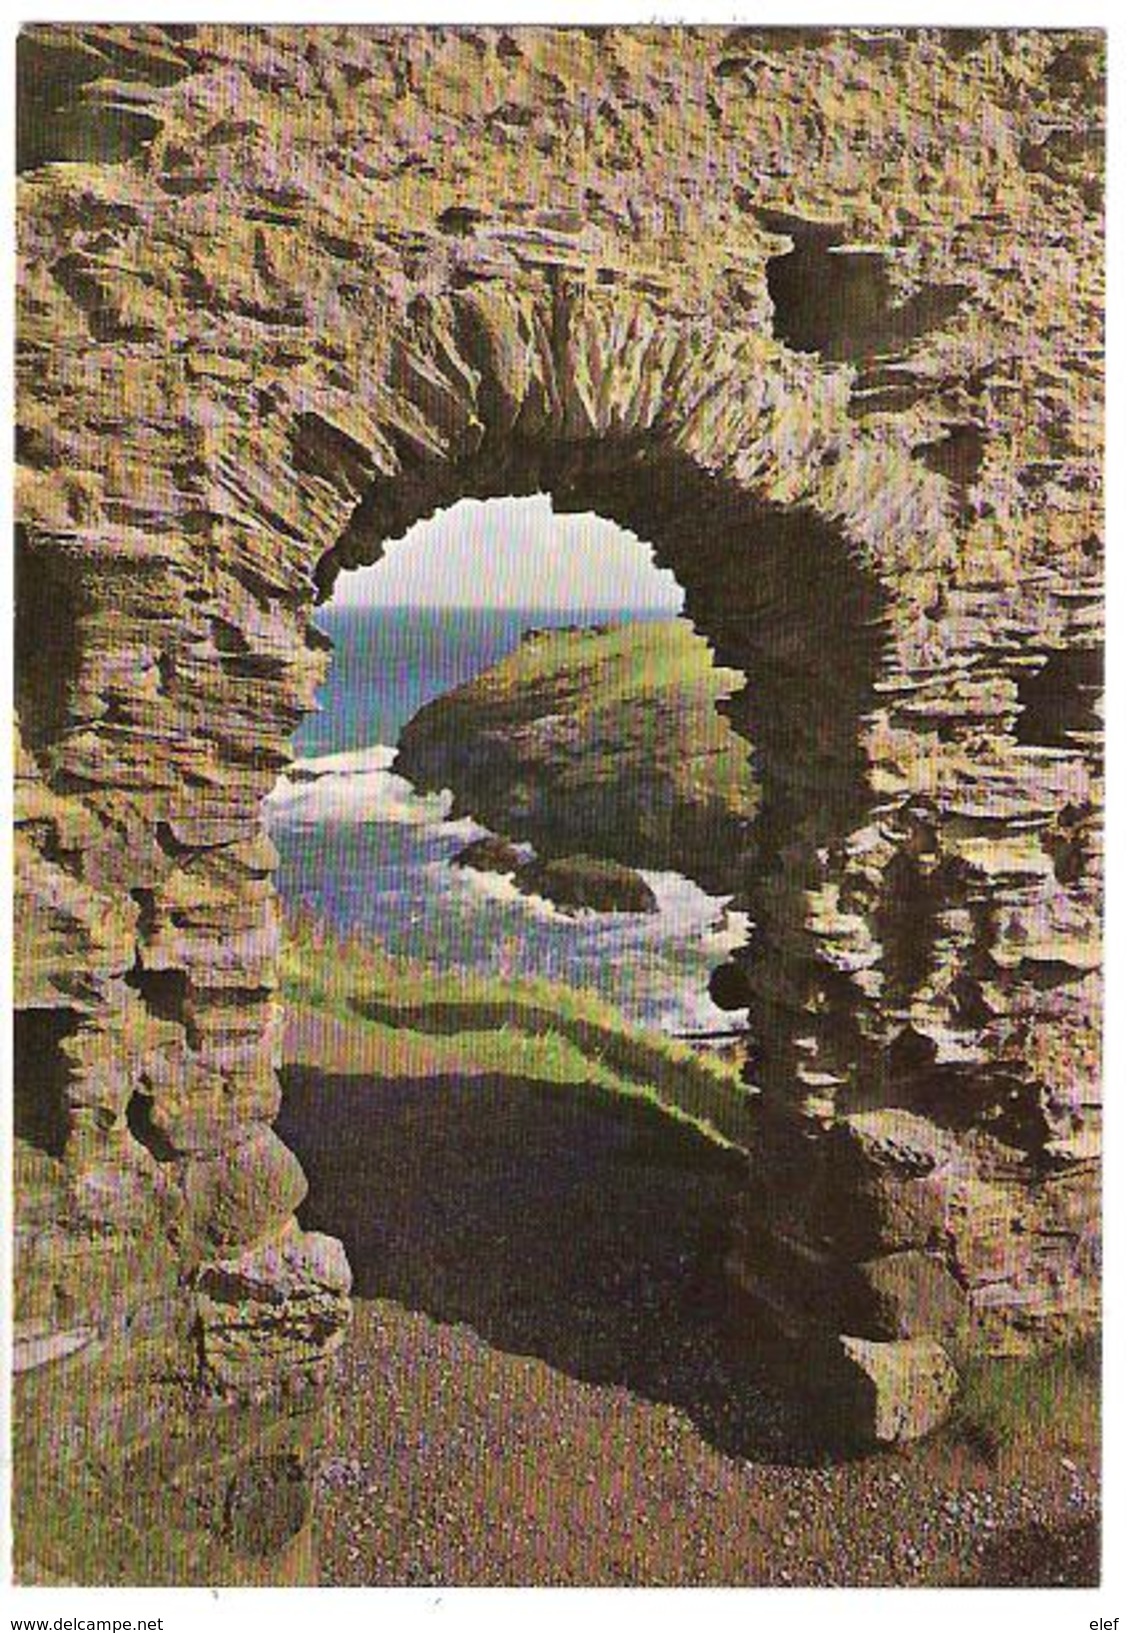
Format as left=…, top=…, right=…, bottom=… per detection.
left=264, top=606, right=749, bottom=1036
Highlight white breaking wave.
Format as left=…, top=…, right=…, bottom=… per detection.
left=439, top=856, right=750, bottom=945
left=268, top=739, right=753, bottom=1038
left=444, top=863, right=749, bottom=1034
left=701, top=906, right=752, bottom=957
left=264, top=744, right=485, bottom=840
left=654, top=991, right=750, bottom=1037
left=639, top=871, right=749, bottom=942
left=289, top=744, right=399, bottom=777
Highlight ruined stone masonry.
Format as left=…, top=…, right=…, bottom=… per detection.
left=14, top=24, right=1102, bottom=1578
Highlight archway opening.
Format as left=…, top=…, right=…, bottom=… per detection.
left=270, top=488, right=774, bottom=1411
left=263, top=442, right=892, bottom=1511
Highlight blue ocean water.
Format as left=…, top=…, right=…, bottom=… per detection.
left=292, top=607, right=599, bottom=760
left=266, top=607, right=749, bottom=1034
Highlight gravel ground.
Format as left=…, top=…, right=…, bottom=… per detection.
left=312, top=1304, right=1099, bottom=1588
left=279, top=1012, right=1100, bottom=1588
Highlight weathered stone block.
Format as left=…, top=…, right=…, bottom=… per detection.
left=824, top=1334, right=959, bottom=1444
left=820, top=1110, right=960, bottom=1257
left=68, top=1124, right=174, bottom=1233
left=183, top=1125, right=307, bottom=1254
left=822, top=1167, right=952, bottom=1260
left=145, top=1052, right=283, bottom=1155
left=853, top=1249, right=970, bottom=1340
left=197, top=1222, right=352, bottom=1388
left=836, top=1108, right=961, bottom=1174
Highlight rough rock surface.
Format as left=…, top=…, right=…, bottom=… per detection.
left=396, top=618, right=759, bottom=891
left=825, top=1335, right=960, bottom=1445
left=14, top=23, right=1103, bottom=1579
left=197, top=1222, right=353, bottom=1389
left=513, top=854, right=659, bottom=915
left=451, top=835, right=530, bottom=875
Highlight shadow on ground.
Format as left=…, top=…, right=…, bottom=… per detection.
left=277, top=1063, right=812, bottom=1464
left=964, top=1516, right=1100, bottom=1587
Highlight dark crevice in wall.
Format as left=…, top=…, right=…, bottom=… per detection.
left=15, top=527, right=87, bottom=756
left=49, top=253, right=157, bottom=342
left=17, top=35, right=106, bottom=171
left=875, top=850, right=943, bottom=1006
left=17, top=29, right=186, bottom=173
left=873, top=813, right=957, bottom=1010
left=1042, top=802, right=1095, bottom=887
left=154, top=821, right=197, bottom=861
left=868, top=1030, right=1053, bottom=1158
left=939, top=1070, right=1054, bottom=1160
left=757, top=212, right=970, bottom=363
left=125, top=1089, right=179, bottom=1162
left=18, top=69, right=160, bottom=173
left=124, top=962, right=190, bottom=1027
left=949, top=972, right=994, bottom=1032
left=915, top=423, right=988, bottom=492
left=292, top=412, right=377, bottom=491
left=130, top=888, right=160, bottom=941
left=1015, top=647, right=1102, bottom=750
left=13, top=1007, right=83, bottom=1157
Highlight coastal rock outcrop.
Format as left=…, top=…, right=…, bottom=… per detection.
left=454, top=834, right=660, bottom=914
left=514, top=854, right=659, bottom=915
left=397, top=619, right=760, bottom=893
left=451, top=835, right=530, bottom=876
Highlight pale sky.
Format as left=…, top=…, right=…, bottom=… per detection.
left=329, top=495, right=684, bottom=611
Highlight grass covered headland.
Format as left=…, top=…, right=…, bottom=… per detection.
left=394, top=618, right=761, bottom=893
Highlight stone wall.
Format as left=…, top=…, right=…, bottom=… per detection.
left=14, top=24, right=1102, bottom=1578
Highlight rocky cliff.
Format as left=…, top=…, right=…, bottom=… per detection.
left=396, top=618, right=760, bottom=893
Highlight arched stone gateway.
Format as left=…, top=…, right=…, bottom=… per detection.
left=14, top=24, right=1101, bottom=1579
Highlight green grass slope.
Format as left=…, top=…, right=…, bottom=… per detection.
left=280, top=921, right=757, bottom=1155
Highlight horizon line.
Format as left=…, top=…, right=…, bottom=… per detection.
left=318, top=602, right=685, bottom=612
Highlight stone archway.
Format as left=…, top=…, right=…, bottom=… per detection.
left=15, top=23, right=1102, bottom=1580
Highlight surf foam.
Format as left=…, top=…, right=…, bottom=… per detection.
left=265, top=745, right=484, bottom=840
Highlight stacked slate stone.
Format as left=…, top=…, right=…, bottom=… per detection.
left=14, top=23, right=1102, bottom=1576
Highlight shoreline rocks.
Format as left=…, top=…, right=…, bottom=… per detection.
left=453, top=833, right=659, bottom=915
left=513, top=853, right=659, bottom=915
left=451, top=835, right=530, bottom=876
